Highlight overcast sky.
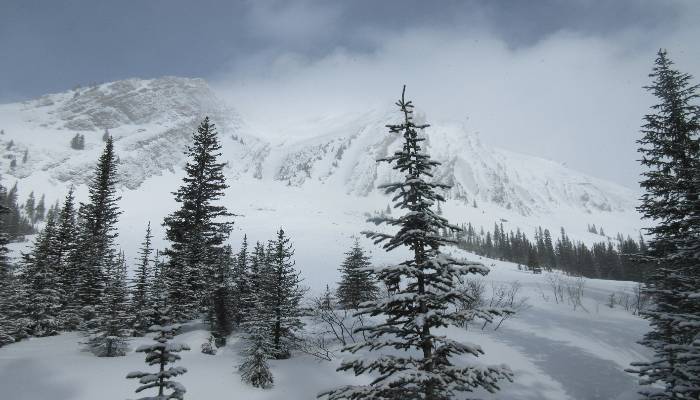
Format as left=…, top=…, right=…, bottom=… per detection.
left=1, top=0, right=699, bottom=188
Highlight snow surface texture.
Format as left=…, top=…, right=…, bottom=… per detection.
left=0, top=77, right=649, bottom=399
left=0, top=255, right=649, bottom=400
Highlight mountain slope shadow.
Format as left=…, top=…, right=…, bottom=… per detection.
left=0, top=359, right=78, bottom=400
left=495, top=327, right=641, bottom=400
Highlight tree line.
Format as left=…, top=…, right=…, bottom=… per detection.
left=0, top=182, right=43, bottom=240
left=451, top=222, right=651, bottom=281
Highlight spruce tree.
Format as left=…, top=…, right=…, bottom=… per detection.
left=73, top=137, right=122, bottom=324
left=20, top=212, right=63, bottom=336
left=321, top=87, right=512, bottom=400
left=239, top=331, right=274, bottom=389
left=34, top=194, right=45, bottom=222
left=127, top=323, right=190, bottom=399
left=263, top=229, right=305, bottom=359
left=239, top=238, right=275, bottom=387
left=627, top=49, right=700, bottom=399
left=162, top=117, right=234, bottom=321
left=0, top=198, right=17, bottom=346
left=131, top=222, right=154, bottom=336
left=207, top=245, right=235, bottom=344
left=336, top=239, right=379, bottom=309
left=147, top=250, right=167, bottom=326
left=53, top=187, right=80, bottom=329
left=232, top=235, right=250, bottom=324
left=87, top=252, right=130, bottom=357
left=239, top=271, right=275, bottom=389
left=24, top=191, right=35, bottom=223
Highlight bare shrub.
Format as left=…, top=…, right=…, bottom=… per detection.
left=565, top=276, right=587, bottom=312
left=300, top=291, right=368, bottom=361
left=481, top=281, right=530, bottom=330
left=547, top=275, right=566, bottom=304
left=614, top=282, right=651, bottom=315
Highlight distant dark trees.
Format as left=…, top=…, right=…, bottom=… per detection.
left=70, top=133, right=85, bottom=150
left=0, top=182, right=37, bottom=239
left=450, top=221, right=649, bottom=281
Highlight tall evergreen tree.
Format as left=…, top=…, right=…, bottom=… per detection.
left=73, top=137, right=122, bottom=323
left=0, top=196, right=14, bottom=346
left=162, top=117, right=234, bottom=321
left=20, top=212, right=63, bottom=336
left=263, top=229, right=305, bottom=359
left=321, top=87, right=512, bottom=400
left=628, top=49, right=700, bottom=399
left=239, top=260, right=275, bottom=389
left=207, top=245, right=235, bottom=344
left=87, top=251, right=130, bottom=357
left=34, top=194, right=45, bottom=223
left=24, top=191, right=35, bottom=223
left=147, top=250, right=167, bottom=326
left=232, top=235, right=250, bottom=324
left=131, top=222, right=154, bottom=336
left=336, top=239, right=379, bottom=309
left=52, top=187, right=80, bottom=329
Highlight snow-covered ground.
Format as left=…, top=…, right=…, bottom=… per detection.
left=0, top=252, right=649, bottom=400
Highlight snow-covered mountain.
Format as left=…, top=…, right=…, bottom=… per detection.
left=0, top=76, right=637, bottom=212
left=0, top=76, right=642, bottom=278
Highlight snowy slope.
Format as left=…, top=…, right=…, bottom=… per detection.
left=0, top=254, right=650, bottom=400
left=0, top=76, right=641, bottom=254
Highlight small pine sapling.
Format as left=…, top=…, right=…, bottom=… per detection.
left=127, top=324, right=190, bottom=400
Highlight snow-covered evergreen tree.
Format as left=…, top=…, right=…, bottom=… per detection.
left=321, top=87, right=512, bottom=400
left=86, top=251, right=130, bottom=357
left=239, top=331, right=274, bottom=389
left=627, top=49, right=700, bottom=400
left=73, top=137, right=122, bottom=324
left=52, top=187, right=80, bottom=329
left=147, top=250, right=167, bottom=325
left=0, top=199, right=17, bottom=346
left=232, top=235, right=250, bottom=324
left=131, top=222, right=155, bottom=336
left=127, top=323, right=190, bottom=400
left=263, top=229, right=305, bottom=359
left=336, top=239, right=378, bottom=309
left=20, top=212, right=63, bottom=336
left=24, top=191, right=35, bottom=223
left=239, top=257, right=275, bottom=389
left=162, top=117, right=234, bottom=321
left=206, top=244, right=235, bottom=345
left=34, top=194, right=45, bottom=223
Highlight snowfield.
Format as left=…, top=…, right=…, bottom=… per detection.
left=0, top=253, right=650, bottom=400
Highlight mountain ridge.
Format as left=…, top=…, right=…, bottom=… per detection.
left=0, top=76, right=639, bottom=225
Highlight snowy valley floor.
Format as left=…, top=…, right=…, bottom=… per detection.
left=0, top=252, right=650, bottom=400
